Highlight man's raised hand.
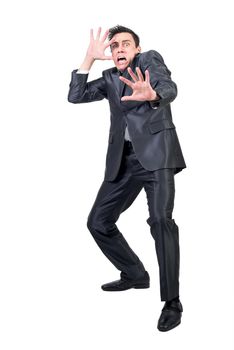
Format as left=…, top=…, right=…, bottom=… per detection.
left=120, top=67, right=158, bottom=102
left=86, top=27, right=115, bottom=61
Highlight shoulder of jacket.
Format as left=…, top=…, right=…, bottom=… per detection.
left=139, top=50, right=165, bottom=63
left=102, top=67, right=117, bottom=77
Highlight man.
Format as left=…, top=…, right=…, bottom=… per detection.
left=68, top=25, right=186, bottom=332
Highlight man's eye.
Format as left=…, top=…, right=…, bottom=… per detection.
left=111, top=44, right=118, bottom=50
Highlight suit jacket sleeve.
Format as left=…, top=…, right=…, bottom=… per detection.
left=68, top=69, right=107, bottom=103
left=142, top=50, right=177, bottom=108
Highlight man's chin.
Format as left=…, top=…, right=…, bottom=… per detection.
left=116, top=62, right=129, bottom=72
left=118, top=66, right=128, bottom=72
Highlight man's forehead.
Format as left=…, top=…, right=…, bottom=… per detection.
left=111, top=32, right=134, bottom=42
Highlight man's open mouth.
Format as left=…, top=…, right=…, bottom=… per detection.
left=117, top=57, right=127, bottom=62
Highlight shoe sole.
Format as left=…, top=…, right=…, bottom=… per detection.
left=157, top=320, right=181, bottom=332
left=102, top=282, right=150, bottom=291
left=134, top=283, right=150, bottom=289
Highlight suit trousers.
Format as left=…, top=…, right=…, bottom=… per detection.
left=87, top=141, right=180, bottom=301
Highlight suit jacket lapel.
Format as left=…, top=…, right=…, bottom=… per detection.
left=111, top=53, right=140, bottom=101
left=112, top=70, right=122, bottom=97
left=120, top=53, right=140, bottom=98
left=119, top=69, right=130, bottom=98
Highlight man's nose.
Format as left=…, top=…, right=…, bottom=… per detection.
left=117, top=46, right=124, bottom=53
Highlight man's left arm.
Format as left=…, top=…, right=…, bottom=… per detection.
left=119, top=50, right=177, bottom=108
left=145, top=50, right=177, bottom=108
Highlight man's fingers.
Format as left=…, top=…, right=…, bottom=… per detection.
left=136, top=67, right=144, bottom=82
left=105, top=37, right=115, bottom=49
left=145, top=69, right=150, bottom=83
left=96, top=27, right=102, bottom=40
left=101, top=29, right=109, bottom=43
left=127, top=67, right=138, bottom=82
left=121, top=95, right=134, bottom=101
left=119, top=76, right=133, bottom=88
left=90, top=28, right=94, bottom=41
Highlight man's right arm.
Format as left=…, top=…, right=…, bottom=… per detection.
left=67, top=27, right=115, bottom=104
left=68, top=70, right=107, bottom=103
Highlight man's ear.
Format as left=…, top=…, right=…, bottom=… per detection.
left=137, top=46, right=141, bottom=53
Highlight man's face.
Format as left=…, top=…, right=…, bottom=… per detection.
left=110, top=32, right=141, bottom=72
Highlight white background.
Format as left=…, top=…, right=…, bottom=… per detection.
left=0, top=0, right=233, bottom=349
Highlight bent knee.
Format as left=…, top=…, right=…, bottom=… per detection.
left=146, top=215, right=173, bottom=227
left=87, top=210, right=115, bottom=236
left=87, top=212, right=97, bottom=232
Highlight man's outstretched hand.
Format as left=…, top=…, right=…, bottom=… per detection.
left=86, top=27, right=115, bottom=61
left=120, top=67, right=159, bottom=102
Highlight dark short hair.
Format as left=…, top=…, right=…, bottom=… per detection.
left=108, top=25, right=140, bottom=47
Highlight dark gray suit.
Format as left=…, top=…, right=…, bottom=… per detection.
left=68, top=50, right=186, bottom=181
left=68, top=50, right=186, bottom=301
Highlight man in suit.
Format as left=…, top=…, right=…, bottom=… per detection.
left=68, top=25, right=186, bottom=332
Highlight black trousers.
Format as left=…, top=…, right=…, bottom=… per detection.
left=87, top=141, right=180, bottom=301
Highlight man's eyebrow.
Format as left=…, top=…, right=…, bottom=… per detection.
left=111, top=40, right=131, bottom=45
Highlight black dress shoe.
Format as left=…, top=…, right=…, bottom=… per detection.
left=157, top=299, right=183, bottom=332
left=101, top=271, right=150, bottom=291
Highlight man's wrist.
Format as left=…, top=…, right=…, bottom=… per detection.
left=148, top=90, right=160, bottom=101
left=149, top=90, right=161, bottom=109
left=76, top=69, right=89, bottom=74
left=79, top=54, right=95, bottom=71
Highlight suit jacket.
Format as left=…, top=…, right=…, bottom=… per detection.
left=68, top=50, right=186, bottom=181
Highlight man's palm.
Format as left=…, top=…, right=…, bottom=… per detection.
left=120, top=67, right=157, bottom=101
left=87, top=27, right=115, bottom=61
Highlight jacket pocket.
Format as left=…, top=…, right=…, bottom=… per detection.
left=148, top=119, right=175, bottom=134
